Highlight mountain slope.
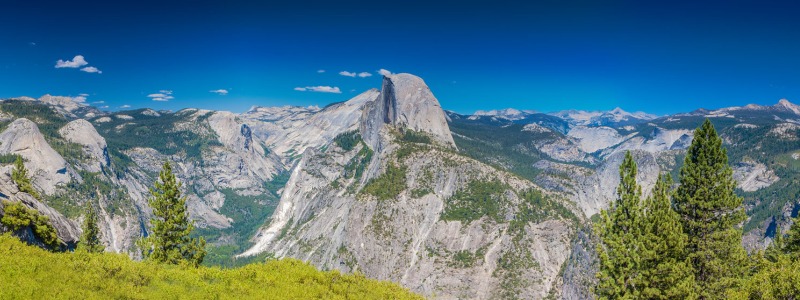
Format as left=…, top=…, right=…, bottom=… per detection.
left=241, top=74, right=579, bottom=298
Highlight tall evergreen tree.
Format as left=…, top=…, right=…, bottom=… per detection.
left=11, top=156, right=38, bottom=199
left=138, top=162, right=206, bottom=267
left=78, top=202, right=104, bottom=253
left=765, top=222, right=785, bottom=262
left=639, top=174, right=696, bottom=299
left=595, top=151, right=645, bottom=299
left=783, top=216, right=800, bottom=256
left=673, top=119, right=746, bottom=298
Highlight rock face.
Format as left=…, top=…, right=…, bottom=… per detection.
left=38, top=94, right=85, bottom=114
left=0, top=165, right=80, bottom=246
left=242, top=90, right=379, bottom=162
left=0, top=118, right=69, bottom=195
left=567, top=126, right=625, bottom=153
left=242, top=75, right=576, bottom=298
left=361, top=74, right=456, bottom=150
left=58, top=119, right=110, bottom=172
left=571, top=150, right=661, bottom=217
left=206, top=111, right=283, bottom=190
left=243, top=142, right=575, bottom=298
left=733, top=160, right=779, bottom=192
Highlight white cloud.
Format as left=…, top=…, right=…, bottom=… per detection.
left=120, top=105, right=131, bottom=108
left=148, top=90, right=174, bottom=101
left=339, top=71, right=356, bottom=77
left=92, top=100, right=105, bottom=104
left=378, top=68, right=392, bottom=76
left=81, top=66, right=102, bottom=74
left=209, top=89, right=229, bottom=95
left=293, top=86, right=341, bottom=93
left=79, top=93, right=89, bottom=97
left=73, top=96, right=87, bottom=103
left=317, top=70, right=325, bottom=73
left=358, top=72, right=372, bottom=78
left=55, top=55, right=88, bottom=68
left=100, top=105, right=109, bottom=109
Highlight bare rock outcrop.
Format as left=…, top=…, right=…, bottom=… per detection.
left=0, top=118, right=69, bottom=195
left=0, top=165, right=80, bottom=247
left=733, top=159, right=779, bottom=192
left=58, top=119, right=110, bottom=172
left=361, top=74, right=456, bottom=150
left=242, top=90, right=379, bottom=163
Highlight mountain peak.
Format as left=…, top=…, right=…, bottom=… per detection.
left=360, top=73, right=456, bottom=149
left=776, top=98, right=800, bottom=115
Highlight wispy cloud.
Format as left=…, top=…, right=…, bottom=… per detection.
left=210, top=89, right=229, bottom=95
left=341, top=71, right=374, bottom=78
left=294, top=86, right=342, bottom=93
left=148, top=90, right=174, bottom=101
left=92, top=100, right=105, bottom=104
left=378, top=68, right=392, bottom=76
left=80, top=66, right=102, bottom=74
left=55, top=55, right=88, bottom=68
left=100, top=105, right=109, bottom=109
left=120, top=105, right=131, bottom=109
left=317, top=69, right=325, bottom=73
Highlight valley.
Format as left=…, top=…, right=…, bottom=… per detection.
left=1, top=73, right=800, bottom=298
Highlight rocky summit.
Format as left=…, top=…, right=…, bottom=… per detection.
left=1, top=74, right=800, bottom=298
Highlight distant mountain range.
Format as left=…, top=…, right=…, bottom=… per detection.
left=2, top=76, right=800, bottom=299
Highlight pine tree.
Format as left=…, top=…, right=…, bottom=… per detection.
left=673, top=119, right=746, bottom=298
left=765, top=222, right=785, bottom=262
left=11, top=156, right=39, bottom=199
left=783, top=216, right=800, bottom=256
left=639, top=174, right=696, bottom=299
left=78, top=202, right=104, bottom=253
left=137, top=162, right=206, bottom=267
left=595, top=151, right=645, bottom=299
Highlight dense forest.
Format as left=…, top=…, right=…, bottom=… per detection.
left=597, top=120, right=800, bottom=299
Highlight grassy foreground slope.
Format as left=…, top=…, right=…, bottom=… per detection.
left=0, top=234, right=421, bottom=299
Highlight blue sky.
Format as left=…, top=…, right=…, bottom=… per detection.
left=2, top=0, right=800, bottom=115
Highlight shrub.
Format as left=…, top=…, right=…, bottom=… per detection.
left=1, top=200, right=60, bottom=249
left=362, top=163, right=407, bottom=201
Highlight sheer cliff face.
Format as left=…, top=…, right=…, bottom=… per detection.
left=243, top=74, right=576, bottom=298
left=361, top=74, right=456, bottom=151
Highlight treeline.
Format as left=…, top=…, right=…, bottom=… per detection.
left=596, top=119, right=800, bottom=299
